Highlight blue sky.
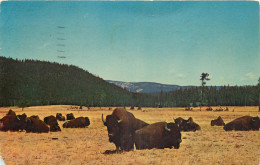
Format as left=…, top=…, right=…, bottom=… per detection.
left=0, top=1, right=259, bottom=86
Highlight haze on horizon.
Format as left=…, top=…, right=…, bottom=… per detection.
left=0, top=1, right=259, bottom=86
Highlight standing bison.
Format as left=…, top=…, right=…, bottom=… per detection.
left=102, top=108, right=149, bottom=152
left=174, top=117, right=201, bottom=132
left=224, top=116, right=260, bottom=131
left=135, top=122, right=182, bottom=150
left=211, top=116, right=225, bottom=126
left=63, top=117, right=90, bottom=128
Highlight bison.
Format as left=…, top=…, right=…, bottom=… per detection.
left=135, top=122, right=182, bottom=150
left=0, top=113, right=26, bottom=131
left=56, top=113, right=65, bottom=121
left=44, top=115, right=61, bottom=132
left=25, top=116, right=49, bottom=133
left=211, top=116, right=225, bottom=126
left=224, top=116, right=260, bottom=131
left=66, top=113, right=75, bottom=120
left=174, top=117, right=201, bottom=132
left=7, top=109, right=16, bottom=116
left=63, top=117, right=90, bottom=128
left=17, top=113, right=27, bottom=121
left=102, top=108, right=149, bottom=152
left=30, top=115, right=40, bottom=120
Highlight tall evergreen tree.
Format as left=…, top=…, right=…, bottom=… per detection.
left=200, top=73, right=210, bottom=110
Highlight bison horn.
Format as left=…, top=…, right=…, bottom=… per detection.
left=118, top=119, right=122, bottom=123
left=165, top=124, right=171, bottom=131
left=102, top=114, right=106, bottom=124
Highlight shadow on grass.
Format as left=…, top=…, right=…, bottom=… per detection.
left=103, top=150, right=123, bottom=154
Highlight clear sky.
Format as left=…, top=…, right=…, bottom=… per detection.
left=0, top=1, right=259, bottom=86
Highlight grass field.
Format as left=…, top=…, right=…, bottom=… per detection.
left=0, top=105, right=259, bottom=165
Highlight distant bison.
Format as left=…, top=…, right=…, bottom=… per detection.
left=66, top=113, right=75, bottom=120
left=135, top=122, right=182, bottom=150
left=224, top=116, right=260, bottom=131
left=211, top=116, right=225, bottom=126
left=206, top=107, right=213, bottom=111
left=44, top=115, right=61, bottom=132
left=25, top=116, right=49, bottom=133
left=63, top=117, right=90, bottom=128
left=56, top=113, right=65, bottom=121
left=174, top=117, right=201, bottom=132
left=102, top=108, right=149, bottom=152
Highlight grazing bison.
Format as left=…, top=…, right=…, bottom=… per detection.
left=25, top=116, right=49, bottom=133
left=66, top=113, right=75, bottom=120
left=135, top=122, right=182, bottom=150
left=102, top=108, right=149, bottom=152
left=211, top=116, right=225, bottom=126
left=44, top=115, right=61, bottom=132
left=224, top=116, right=260, bottom=131
left=56, top=113, right=65, bottom=121
left=0, top=112, right=26, bottom=131
left=63, top=117, right=90, bottom=128
left=174, top=117, right=201, bottom=132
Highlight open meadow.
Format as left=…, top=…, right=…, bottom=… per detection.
left=0, top=105, right=259, bottom=165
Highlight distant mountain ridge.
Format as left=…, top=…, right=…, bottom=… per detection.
left=107, top=80, right=193, bottom=93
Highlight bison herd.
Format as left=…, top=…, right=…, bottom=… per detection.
left=0, top=108, right=259, bottom=153
left=102, top=108, right=260, bottom=152
left=0, top=110, right=90, bottom=133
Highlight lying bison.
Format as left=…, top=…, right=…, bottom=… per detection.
left=224, top=116, right=260, bottom=131
left=17, top=113, right=27, bottom=121
left=66, top=113, right=75, bottom=120
left=7, top=109, right=16, bottom=116
left=174, top=117, right=201, bottom=132
left=56, top=113, right=65, bottom=121
left=44, top=115, right=61, bottom=132
left=211, top=116, right=225, bottom=126
left=102, top=108, right=149, bottom=152
left=0, top=110, right=26, bottom=131
left=135, top=122, right=182, bottom=149
left=25, top=116, right=49, bottom=133
left=63, top=117, right=90, bottom=128
left=30, top=115, right=40, bottom=120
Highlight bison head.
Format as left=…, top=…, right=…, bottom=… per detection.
left=85, top=117, right=90, bottom=126
left=250, top=116, right=260, bottom=130
left=102, top=114, right=121, bottom=143
left=163, top=122, right=182, bottom=149
left=17, top=113, right=27, bottom=121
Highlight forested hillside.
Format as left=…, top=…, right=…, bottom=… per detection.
left=0, top=57, right=142, bottom=107
left=0, top=56, right=258, bottom=107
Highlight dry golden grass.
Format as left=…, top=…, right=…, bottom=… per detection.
left=0, top=105, right=259, bottom=165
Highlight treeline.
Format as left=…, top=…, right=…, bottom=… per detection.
left=156, top=85, right=258, bottom=107
left=0, top=56, right=258, bottom=108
